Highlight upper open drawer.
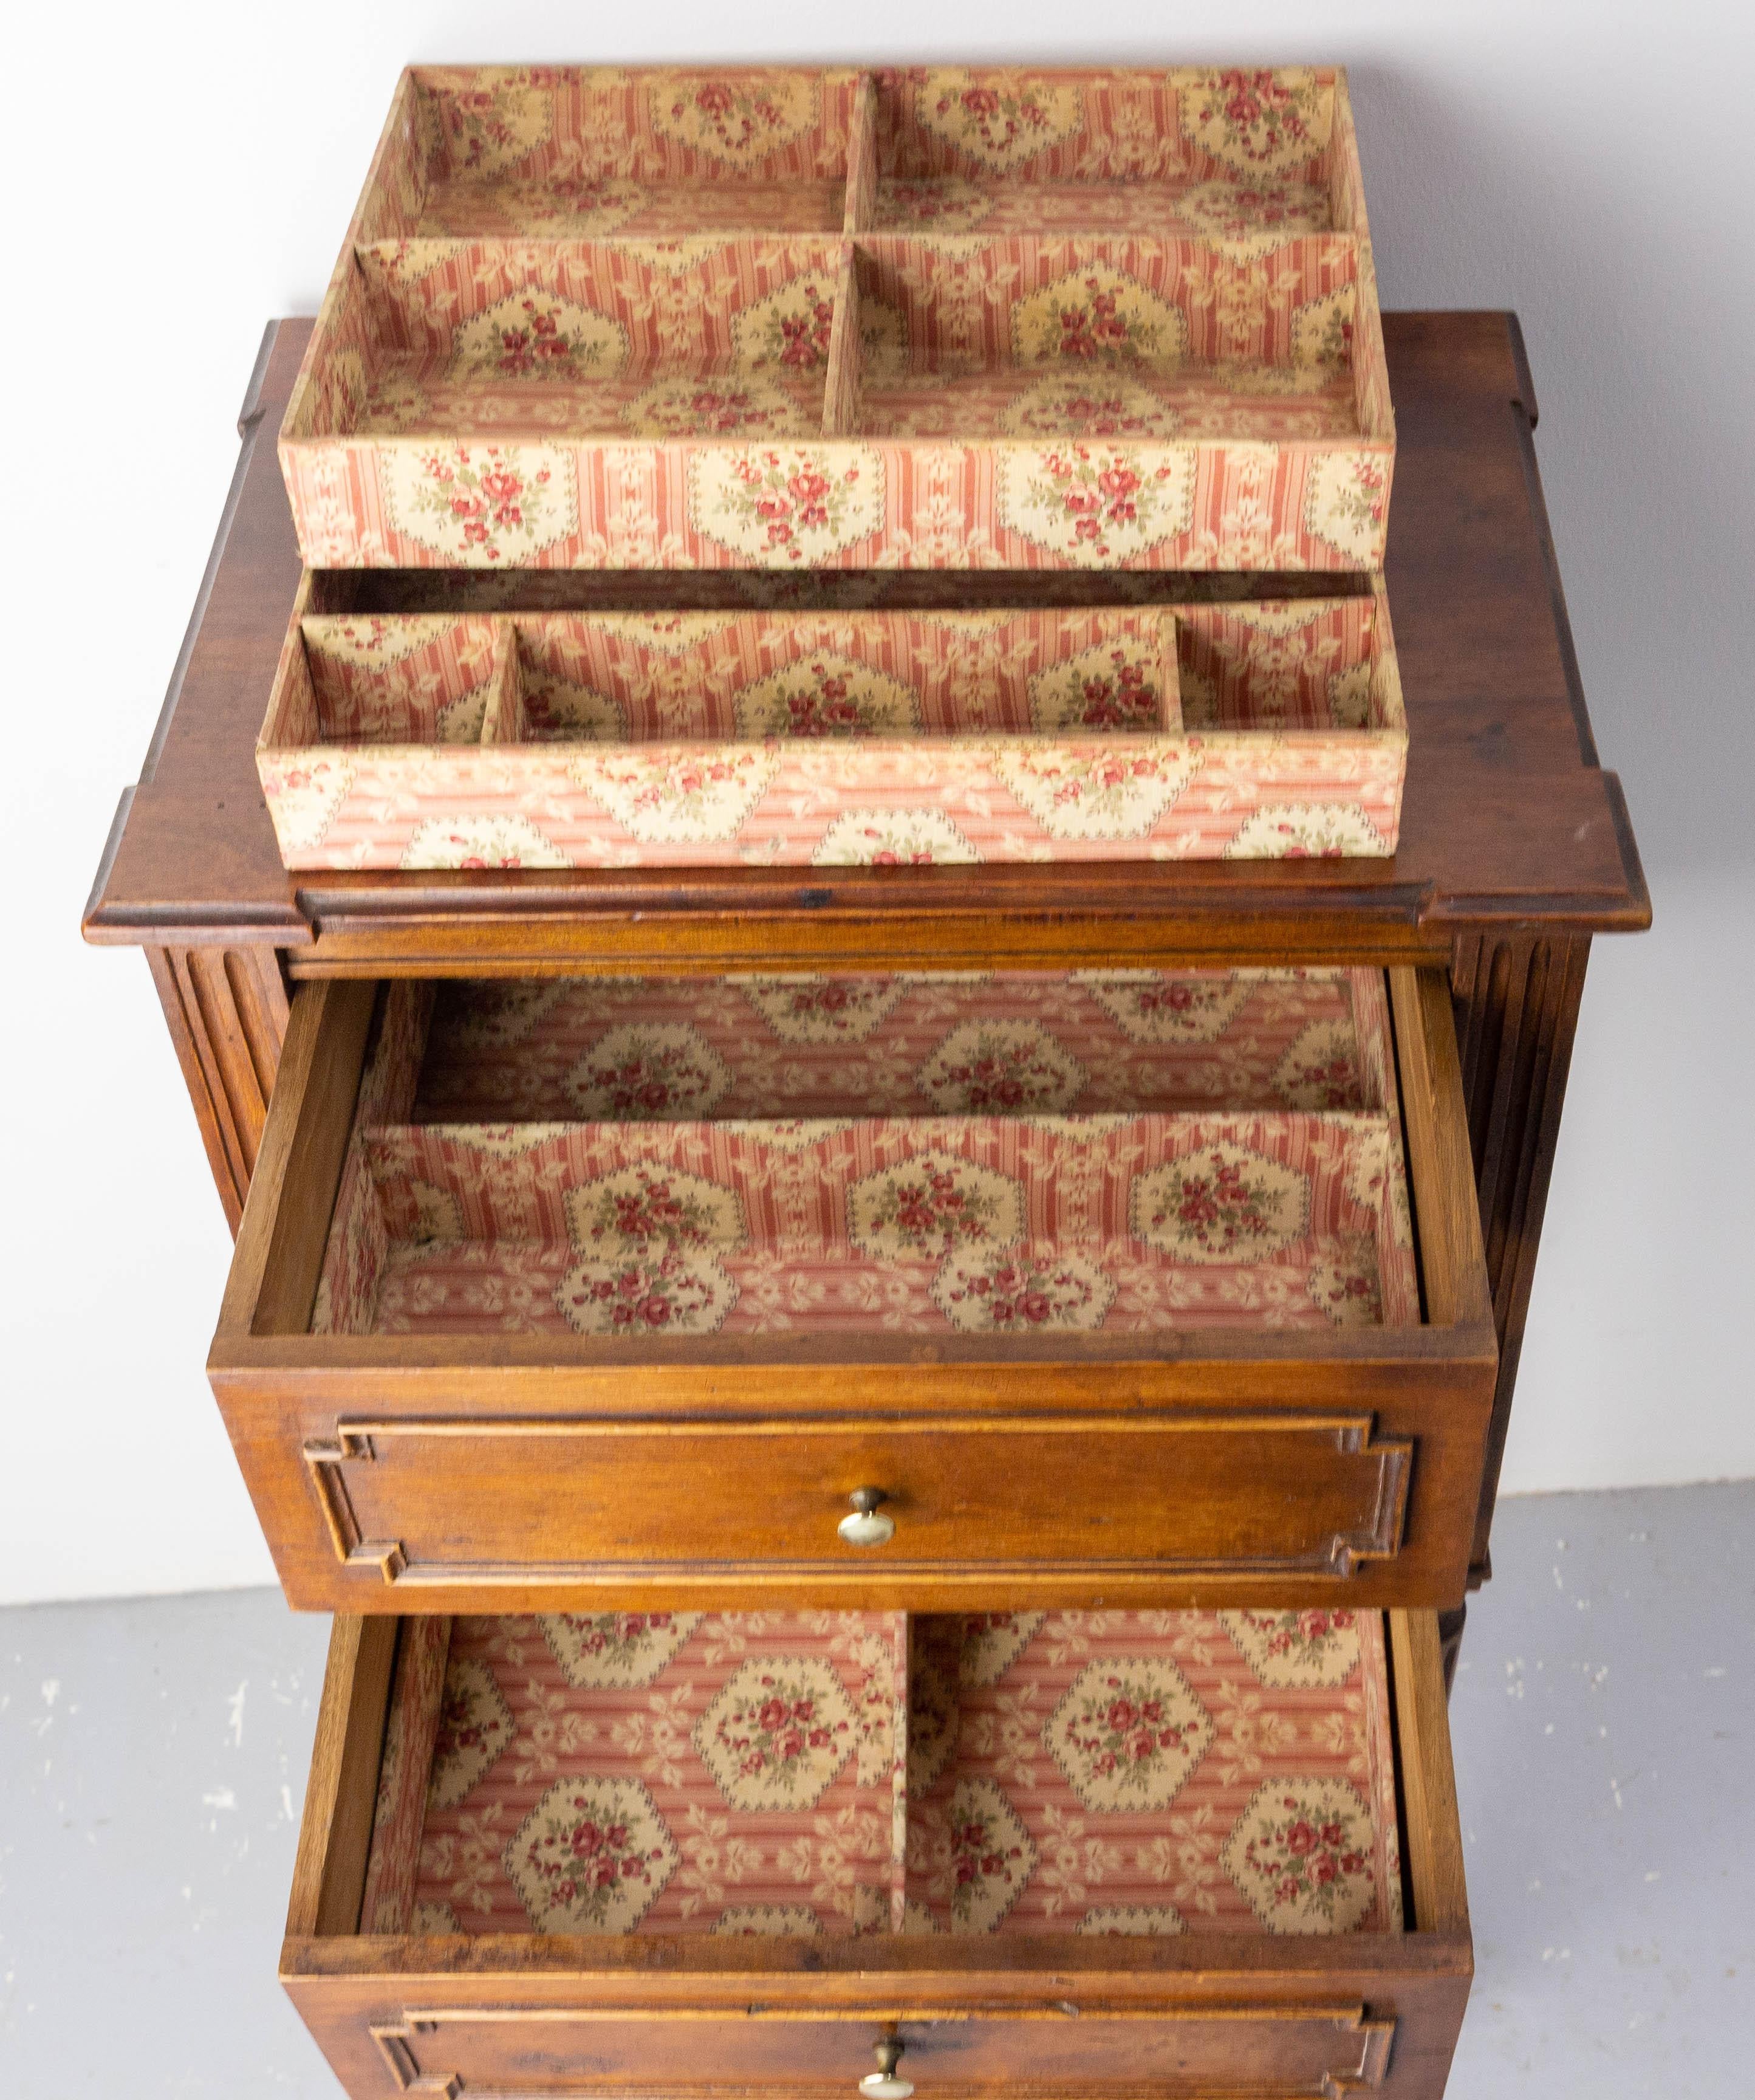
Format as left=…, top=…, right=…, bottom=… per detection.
left=279, top=66, right=1392, bottom=570
left=210, top=965, right=1494, bottom=1613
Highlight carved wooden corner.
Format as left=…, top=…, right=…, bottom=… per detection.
left=146, top=944, right=289, bottom=1234
left=1449, top=933, right=1592, bottom=1582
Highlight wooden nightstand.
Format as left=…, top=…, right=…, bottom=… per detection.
left=86, top=310, right=1647, bottom=2100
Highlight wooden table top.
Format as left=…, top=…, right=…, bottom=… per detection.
left=84, top=312, right=1648, bottom=976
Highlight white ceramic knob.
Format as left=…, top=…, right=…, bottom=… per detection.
left=860, top=2037, right=914, bottom=2098
left=837, top=1488, right=895, bottom=1548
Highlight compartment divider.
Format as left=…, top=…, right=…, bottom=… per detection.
left=842, top=73, right=878, bottom=235
left=1155, top=610, right=1185, bottom=731
left=481, top=618, right=523, bottom=746
left=821, top=247, right=862, bottom=437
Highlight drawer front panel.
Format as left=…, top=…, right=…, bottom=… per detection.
left=306, top=1412, right=1409, bottom=1593
left=370, top=2005, right=1394, bottom=2096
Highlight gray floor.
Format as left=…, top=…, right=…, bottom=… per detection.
left=1, top=1483, right=1750, bottom=2096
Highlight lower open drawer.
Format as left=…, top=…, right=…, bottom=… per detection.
left=285, top=1606, right=1470, bottom=2098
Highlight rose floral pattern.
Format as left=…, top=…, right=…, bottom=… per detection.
left=914, top=71, right=1084, bottom=170
left=371, top=1611, right=908, bottom=1939
left=649, top=73, right=817, bottom=163
left=555, top=1244, right=737, bottom=1335
left=540, top=1613, right=705, bottom=1689
left=999, top=372, right=1183, bottom=447
left=1132, top=1141, right=1309, bottom=1263
left=874, top=177, right=997, bottom=231
left=564, top=1164, right=745, bottom=1254
left=1076, top=973, right=1251, bottom=1045
left=1222, top=1779, right=1380, bottom=1934
left=429, top=74, right=552, bottom=177
left=418, top=969, right=1391, bottom=1122
left=931, top=1247, right=1116, bottom=1332
left=960, top=1612, right=1047, bottom=1687
left=381, top=442, right=577, bottom=565
left=694, top=1659, right=858, bottom=1811
left=318, top=973, right=1421, bottom=1346
left=429, top=1657, right=516, bottom=1808
left=847, top=1155, right=1024, bottom=1258
left=994, top=742, right=1200, bottom=841
left=1224, top=803, right=1388, bottom=858
left=400, top=815, right=570, bottom=870
left=937, top=1777, right=1038, bottom=1931
left=287, top=70, right=1390, bottom=571
left=1012, top=267, right=1191, bottom=368
left=915, top=1021, right=1086, bottom=1113
left=570, top=746, right=781, bottom=843
left=1273, top=1020, right=1367, bottom=1110
left=1045, top=1659, right=1216, bottom=1810
left=733, top=656, right=921, bottom=739
left=567, top=1023, right=734, bottom=1119
left=623, top=376, right=810, bottom=439
left=730, top=275, right=841, bottom=374
left=451, top=294, right=630, bottom=385
left=740, top=976, right=908, bottom=1045
left=1305, top=1242, right=1384, bottom=1327
left=1219, top=1610, right=1363, bottom=1691
left=508, top=1776, right=680, bottom=1931
left=810, top=811, right=979, bottom=866
left=1303, top=451, right=1392, bottom=566
left=1186, top=67, right=1333, bottom=177
left=689, top=447, right=883, bottom=566
left=996, top=444, right=1197, bottom=567
left=1027, top=639, right=1170, bottom=732
left=901, top=1610, right=1401, bottom=1939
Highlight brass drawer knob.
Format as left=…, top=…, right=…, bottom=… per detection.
left=838, top=1487, right=895, bottom=1548
left=860, top=2036, right=914, bottom=2099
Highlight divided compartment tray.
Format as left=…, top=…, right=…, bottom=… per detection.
left=358, top=1607, right=1402, bottom=1943
left=282, top=1607, right=1472, bottom=2100
left=280, top=66, right=1393, bottom=570
left=258, top=582, right=1405, bottom=868
left=207, top=964, right=1497, bottom=1611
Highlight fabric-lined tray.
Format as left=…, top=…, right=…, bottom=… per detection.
left=358, top=1607, right=1403, bottom=1941
left=258, top=587, right=1404, bottom=868
left=279, top=66, right=1392, bottom=570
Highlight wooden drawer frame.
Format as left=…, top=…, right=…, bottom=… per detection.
left=283, top=1609, right=1471, bottom=2099
left=210, top=968, right=1495, bottom=1613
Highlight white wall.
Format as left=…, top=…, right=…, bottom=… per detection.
left=2, top=4, right=1750, bottom=1605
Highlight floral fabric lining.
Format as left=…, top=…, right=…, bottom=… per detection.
left=361, top=1608, right=1401, bottom=1942
left=904, top=1608, right=1402, bottom=1936
left=282, top=67, right=1392, bottom=569
left=312, top=969, right=1417, bottom=1340
left=259, top=594, right=1407, bottom=870
left=415, top=967, right=1397, bottom=1123
left=368, top=1611, right=909, bottom=1938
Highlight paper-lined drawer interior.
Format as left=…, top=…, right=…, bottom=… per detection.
left=281, top=1607, right=1471, bottom=2099
left=318, top=966, right=1420, bottom=1341
left=362, top=1605, right=1403, bottom=1940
